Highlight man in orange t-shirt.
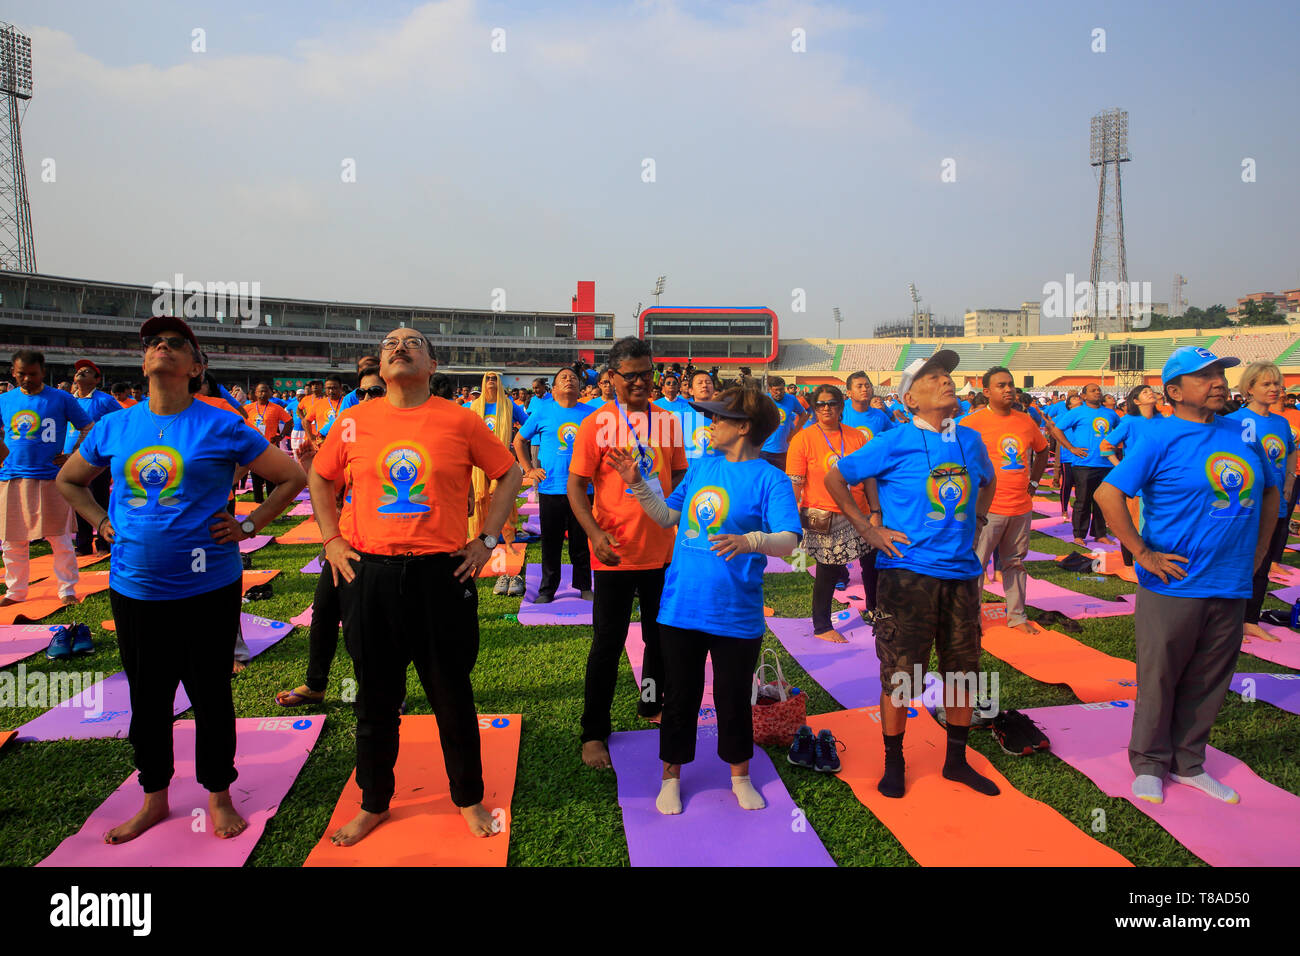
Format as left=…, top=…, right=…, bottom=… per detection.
left=244, top=382, right=292, bottom=502
left=964, top=366, right=1048, bottom=632
left=310, top=328, right=520, bottom=846
left=568, top=337, right=687, bottom=769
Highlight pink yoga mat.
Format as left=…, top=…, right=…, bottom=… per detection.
left=1022, top=702, right=1300, bottom=867
left=1248, top=624, right=1300, bottom=669
left=764, top=555, right=801, bottom=573
left=290, top=603, right=317, bottom=628
left=1230, top=673, right=1300, bottom=715
left=984, top=577, right=1131, bottom=618
left=238, top=535, right=274, bottom=554
left=289, top=501, right=314, bottom=517
left=518, top=501, right=539, bottom=518
left=0, top=624, right=60, bottom=667
left=624, top=622, right=716, bottom=725
left=39, top=715, right=325, bottom=867
left=607, top=726, right=835, bottom=867
left=1029, top=516, right=1120, bottom=551
left=765, top=613, right=883, bottom=710
left=517, top=564, right=592, bottom=626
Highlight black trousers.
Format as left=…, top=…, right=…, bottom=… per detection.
left=74, top=468, right=112, bottom=553
left=812, top=560, right=842, bottom=634
left=1070, top=465, right=1111, bottom=539
left=1245, top=511, right=1290, bottom=624
left=539, top=492, right=591, bottom=597
left=581, top=566, right=666, bottom=742
left=251, top=473, right=276, bottom=504
left=861, top=548, right=879, bottom=610
left=305, top=562, right=342, bottom=693
left=110, top=580, right=242, bottom=794
left=339, top=552, right=483, bottom=812
left=658, top=625, right=762, bottom=765
left=1058, top=462, right=1074, bottom=515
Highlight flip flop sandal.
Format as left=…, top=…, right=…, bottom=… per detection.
left=275, top=686, right=324, bottom=707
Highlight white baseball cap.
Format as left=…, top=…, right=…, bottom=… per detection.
left=897, top=349, right=960, bottom=403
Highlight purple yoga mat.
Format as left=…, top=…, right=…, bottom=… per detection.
left=300, top=556, right=323, bottom=575
left=16, top=614, right=296, bottom=742
left=0, top=624, right=59, bottom=667
left=1029, top=517, right=1120, bottom=551
left=624, top=623, right=716, bottom=725
left=765, top=614, right=883, bottom=710
left=39, top=715, right=325, bottom=867
left=518, top=501, right=539, bottom=518
left=985, top=576, right=1131, bottom=618
left=802, top=564, right=868, bottom=609
left=518, top=564, right=592, bottom=626
left=238, top=534, right=274, bottom=554
left=289, top=501, right=314, bottom=517
left=1268, top=585, right=1300, bottom=605
left=523, top=516, right=540, bottom=535
left=294, top=488, right=311, bottom=501
left=764, top=555, right=801, bottom=573
left=1022, top=702, right=1300, bottom=867
left=607, top=726, right=835, bottom=867
left=1230, top=673, right=1300, bottom=715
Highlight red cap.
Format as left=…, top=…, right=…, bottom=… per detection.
left=73, top=359, right=102, bottom=377
left=140, top=315, right=200, bottom=354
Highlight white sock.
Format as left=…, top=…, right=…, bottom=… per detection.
left=1170, top=771, right=1239, bottom=804
left=731, top=775, right=766, bottom=811
left=1132, top=774, right=1164, bottom=804
left=656, top=777, right=682, bottom=815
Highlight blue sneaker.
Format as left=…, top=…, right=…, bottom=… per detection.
left=46, top=626, right=73, bottom=660
left=787, top=724, right=816, bottom=769
left=70, top=624, right=94, bottom=655
left=814, top=729, right=845, bottom=773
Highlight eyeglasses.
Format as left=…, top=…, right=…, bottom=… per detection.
left=929, top=465, right=969, bottom=480
left=380, top=337, right=426, bottom=352
left=142, top=335, right=190, bottom=352
left=358, top=386, right=386, bottom=400
left=612, top=368, right=654, bottom=384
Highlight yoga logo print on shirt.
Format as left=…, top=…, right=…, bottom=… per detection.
left=124, top=447, right=184, bottom=513
left=684, top=485, right=729, bottom=547
left=998, top=434, right=1026, bottom=471
left=1206, top=452, right=1255, bottom=519
left=691, top=424, right=712, bottom=455
left=9, top=409, right=41, bottom=441
left=1091, top=417, right=1110, bottom=438
left=821, top=450, right=841, bottom=471
left=1261, top=433, right=1286, bottom=468
left=925, top=462, right=971, bottom=528
left=376, top=441, right=431, bottom=515
left=623, top=442, right=660, bottom=497
left=855, top=426, right=875, bottom=442
left=557, top=421, right=579, bottom=451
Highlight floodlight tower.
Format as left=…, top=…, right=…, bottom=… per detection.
left=833, top=306, right=842, bottom=339
left=908, top=283, right=921, bottom=337
left=651, top=275, right=666, bottom=306
left=1171, top=273, right=1187, bottom=318
left=1088, top=109, right=1130, bottom=333
left=0, top=23, right=34, bottom=273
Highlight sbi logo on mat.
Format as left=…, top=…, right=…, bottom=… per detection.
left=1078, top=701, right=1130, bottom=710
left=255, top=717, right=314, bottom=730
left=478, top=716, right=511, bottom=729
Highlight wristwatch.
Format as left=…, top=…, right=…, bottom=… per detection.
left=479, top=533, right=498, bottom=550
left=240, top=518, right=256, bottom=536
left=1027, top=480, right=1039, bottom=491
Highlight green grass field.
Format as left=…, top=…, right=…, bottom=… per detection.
left=0, top=492, right=1296, bottom=867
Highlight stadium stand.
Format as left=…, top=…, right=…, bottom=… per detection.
left=1210, top=331, right=1298, bottom=364
left=774, top=342, right=836, bottom=370
left=837, top=342, right=904, bottom=372
left=1007, top=340, right=1086, bottom=370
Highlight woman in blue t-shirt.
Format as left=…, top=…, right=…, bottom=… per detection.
left=1101, top=385, right=1160, bottom=567
left=55, top=317, right=306, bottom=846
left=1053, top=394, right=1083, bottom=516
left=607, top=385, right=802, bottom=817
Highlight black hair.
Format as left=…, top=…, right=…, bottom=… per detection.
left=12, top=349, right=45, bottom=369
left=812, top=383, right=844, bottom=406
left=982, top=366, right=1012, bottom=388
left=607, top=336, right=653, bottom=371
left=845, top=371, right=869, bottom=389
left=429, top=372, right=454, bottom=399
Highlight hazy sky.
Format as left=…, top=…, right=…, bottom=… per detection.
left=11, top=0, right=1299, bottom=337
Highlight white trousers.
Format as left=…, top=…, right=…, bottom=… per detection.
left=3, top=534, right=79, bottom=600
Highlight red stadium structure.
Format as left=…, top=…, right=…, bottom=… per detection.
left=638, top=306, right=779, bottom=366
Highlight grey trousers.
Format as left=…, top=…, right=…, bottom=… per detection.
left=1130, top=587, right=1245, bottom=777
left=975, top=510, right=1032, bottom=627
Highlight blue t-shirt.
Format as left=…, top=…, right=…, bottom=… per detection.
left=762, top=393, right=806, bottom=454
left=1105, top=415, right=1276, bottom=598
left=658, top=455, right=801, bottom=639
left=63, top=390, right=123, bottom=454
left=483, top=401, right=528, bottom=436
left=0, top=387, right=93, bottom=479
left=1026, top=405, right=1045, bottom=427
left=516, top=400, right=595, bottom=496
left=288, top=399, right=302, bottom=430
left=1228, top=407, right=1293, bottom=518
left=583, top=396, right=605, bottom=408
left=680, top=408, right=716, bottom=461
left=835, top=423, right=995, bottom=580
left=1054, top=404, right=1120, bottom=468
left=842, top=405, right=896, bottom=444
left=340, top=389, right=360, bottom=412
left=654, top=396, right=693, bottom=420
left=78, top=400, right=269, bottom=600
left=1101, top=413, right=1158, bottom=461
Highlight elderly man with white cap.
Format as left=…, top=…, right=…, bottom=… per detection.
left=1097, top=346, right=1278, bottom=807
left=824, top=350, right=999, bottom=799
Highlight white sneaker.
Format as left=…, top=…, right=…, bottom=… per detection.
left=493, top=576, right=509, bottom=595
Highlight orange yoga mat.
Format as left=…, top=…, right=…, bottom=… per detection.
left=303, top=713, right=521, bottom=867
left=811, top=706, right=1131, bottom=867
left=0, top=550, right=108, bottom=582
left=0, top=570, right=112, bottom=624
left=1067, top=549, right=1138, bottom=584
left=478, top=542, right=526, bottom=579
left=0, top=729, right=14, bottom=752
left=276, top=519, right=323, bottom=545
left=979, top=603, right=1136, bottom=702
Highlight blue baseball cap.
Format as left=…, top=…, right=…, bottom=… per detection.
left=1161, top=346, right=1240, bottom=385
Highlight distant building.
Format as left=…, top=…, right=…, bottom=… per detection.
left=1070, top=302, right=1168, bottom=334
left=1229, top=290, right=1298, bottom=321
left=875, top=311, right=963, bottom=338
left=964, top=302, right=1041, bottom=337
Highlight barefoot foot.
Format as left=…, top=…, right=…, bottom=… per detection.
left=813, top=629, right=848, bottom=643
left=104, top=792, right=170, bottom=844
left=581, top=739, right=612, bottom=769
left=209, top=790, right=249, bottom=839
left=1011, top=621, right=1041, bottom=635
left=330, top=808, right=390, bottom=846
left=461, top=802, right=497, bottom=837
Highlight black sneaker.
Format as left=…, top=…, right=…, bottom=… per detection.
left=245, top=583, right=273, bottom=601
left=813, top=729, right=845, bottom=773
left=787, top=725, right=816, bottom=769
left=992, top=710, right=1040, bottom=756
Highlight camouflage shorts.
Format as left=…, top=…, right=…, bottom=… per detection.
left=874, top=567, right=982, bottom=696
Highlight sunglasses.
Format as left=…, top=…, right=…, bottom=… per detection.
left=814, top=401, right=842, bottom=408
left=142, top=334, right=190, bottom=352
left=358, top=386, right=386, bottom=399
left=612, top=368, right=654, bottom=383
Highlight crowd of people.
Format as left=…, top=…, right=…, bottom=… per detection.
left=2, top=318, right=1285, bottom=845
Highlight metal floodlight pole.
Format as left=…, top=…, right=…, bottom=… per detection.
left=908, top=283, right=920, bottom=337
left=1088, top=108, right=1130, bottom=334
left=833, top=306, right=842, bottom=340
left=652, top=275, right=666, bottom=307
left=0, top=22, right=35, bottom=273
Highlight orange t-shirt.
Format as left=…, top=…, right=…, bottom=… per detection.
left=313, top=396, right=515, bottom=556
left=116, top=397, right=137, bottom=409
left=961, top=407, right=1048, bottom=516
left=244, top=401, right=290, bottom=442
left=308, top=397, right=343, bottom=444
left=1282, top=409, right=1300, bottom=475
left=786, top=424, right=868, bottom=513
left=569, top=401, right=688, bottom=571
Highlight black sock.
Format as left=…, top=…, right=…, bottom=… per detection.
left=878, top=732, right=906, bottom=798
left=942, top=724, right=1000, bottom=795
